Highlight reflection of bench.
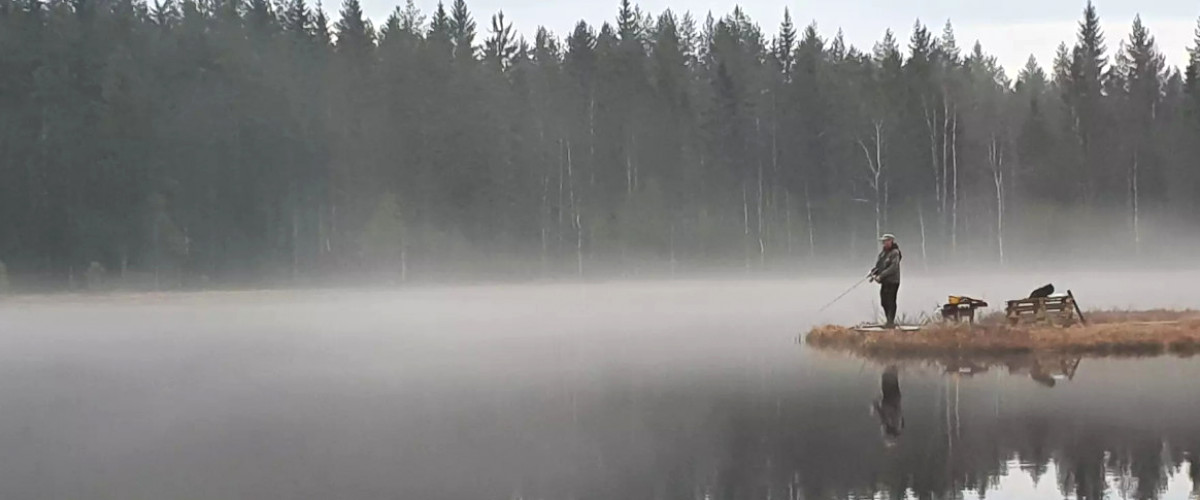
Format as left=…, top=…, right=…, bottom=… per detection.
left=1006, top=291, right=1085, bottom=326
left=941, top=296, right=988, bottom=324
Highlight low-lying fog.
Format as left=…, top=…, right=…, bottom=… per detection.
left=1, top=270, right=1197, bottom=499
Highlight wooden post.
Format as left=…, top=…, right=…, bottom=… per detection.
left=1068, top=290, right=1087, bottom=325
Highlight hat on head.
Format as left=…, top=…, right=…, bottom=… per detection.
left=879, top=233, right=896, bottom=242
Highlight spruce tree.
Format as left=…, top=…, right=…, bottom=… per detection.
left=448, top=0, right=475, bottom=61
left=483, top=10, right=516, bottom=69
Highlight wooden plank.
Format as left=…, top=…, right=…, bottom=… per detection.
left=1008, top=303, right=1067, bottom=310
left=853, top=326, right=921, bottom=333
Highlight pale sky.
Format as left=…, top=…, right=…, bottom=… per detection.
left=354, top=0, right=1198, bottom=76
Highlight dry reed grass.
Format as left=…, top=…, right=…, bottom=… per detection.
left=805, top=310, right=1200, bottom=357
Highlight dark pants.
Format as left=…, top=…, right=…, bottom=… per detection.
left=880, top=282, right=900, bottom=326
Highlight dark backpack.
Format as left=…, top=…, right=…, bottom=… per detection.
left=1029, top=284, right=1054, bottom=299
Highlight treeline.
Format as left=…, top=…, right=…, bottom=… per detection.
left=1, top=0, right=1199, bottom=288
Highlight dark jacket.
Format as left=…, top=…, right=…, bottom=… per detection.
left=872, top=244, right=902, bottom=284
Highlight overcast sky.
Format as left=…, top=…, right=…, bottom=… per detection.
left=352, top=0, right=1197, bottom=76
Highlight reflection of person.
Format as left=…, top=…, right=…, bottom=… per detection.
left=872, top=365, right=904, bottom=445
left=868, top=234, right=902, bottom=329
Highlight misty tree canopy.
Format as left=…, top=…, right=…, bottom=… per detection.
left=1, top=0, right=1198, bottom=288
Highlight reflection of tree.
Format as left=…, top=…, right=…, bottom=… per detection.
left=700, top=366, right=1193, bottom=500
left=456, top=362, right=1199, bottom=500
left=1191, top=454, right=1199, bottom=495
left=1019, top=418, right=1053, bottom=486
left=1055, top=435, right=1108, bottom=500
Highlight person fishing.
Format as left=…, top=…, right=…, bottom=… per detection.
left=868, top=234, right=902, bottom=329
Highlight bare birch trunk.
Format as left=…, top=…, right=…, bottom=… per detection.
left=924, top=99, right=941, bottom=213
left=757, top=158, right=765, bottom=267
left=1132, top=150, right=1140, bottom=255
left=317, top=202, right=324, bottom=256
left=804, top=183, right=816, bottom=259
left=877, top=123, right=885, bottom=236
left=291, top=203, right=299, bottom=280
left=942, top=94, right=950, bottom=218
left=625, top=137, right=633, bottom=196
left=785, top=191, right=792, bottom=256
left=669, top=224, right=677, bottom=277
left=588, top=95, right=596, bottom=187
left=567, top=140, right=582, bottom=278
left=575, top=212, right=583, bottom=278
left=858, top=120, right=885, bottom=240
left=558, top=139, right=565, bottom=250
left=329, top=203, right=337, bottom=255
left=989, top=136, right=1005, bottom=265
left=400, top=247, right=408, bottom=283
left=883, top=180, right=889, bottom=230
left=951, top=111, right=959, bottom=258
left=631, top=133, right=638, bottom=192
left=742, top=183, right=750, bottom=272
left=773, top=99, right=782, bottom=258
left=541, top=175, right=549, bottom=275
left=918, top=204, right=928, bottom=270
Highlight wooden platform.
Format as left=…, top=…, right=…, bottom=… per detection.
left=853, top=324, right=921, bottom=333
left=1005, top=290, right=1086, bottom=326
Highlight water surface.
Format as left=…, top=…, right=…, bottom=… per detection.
left=1, top=272, right=1197, bottom=499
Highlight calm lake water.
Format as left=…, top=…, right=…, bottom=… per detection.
left=1, top=272, right=1198, bottom=499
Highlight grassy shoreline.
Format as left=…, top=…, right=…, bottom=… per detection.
left=804, top=310, right=1200, bottom=357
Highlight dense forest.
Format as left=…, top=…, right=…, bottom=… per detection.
left=1, top=0, right=1198, bottom=288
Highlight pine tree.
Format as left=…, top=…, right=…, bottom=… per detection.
left=379, top=7, right=403, bottom=45
left=281, top=0, right=309, bottom=36
left=448, top=0, right=475, bottom=61
left=1067, top=0, right=1109, bottom=202
left=1118, top=16, right=1166, bottom=251
left=829, top=28, right=846, bottom=61
left=398, top=0, right=423, bottom=34
left=939, top=20, right=959, bottom=65
left=1018, top=58, right=1055, bottom=197
left=1016, top=55, right=1047, bottom=94
left=1121, top=16, right=1164, bottom=124
left=1052, top=42, right=1072, bottom=89
left=483, top=10, right=516, bottom=69
left=771, top=8, right=796, bottom=78
left=616, top=0, right=639, bottom=43
left=334, top=0, right=373, bottom=57
left=429, top=1, right=449, bottom=36
left=3, top=1, right=1200, bottom=285
left=1186, top=18, right=1200, bottom=109
left=426, top=1, right=452, bottom=57
left=1074, top=1, right=1107, bottom=79
left=565, top=20, right=597, bottom=81
left=312, top=1, right=331, bottom=46
left=149, top=0, right=179, bottom=28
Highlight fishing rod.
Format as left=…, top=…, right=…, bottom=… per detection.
left=818, top=275, right=871, bottom=312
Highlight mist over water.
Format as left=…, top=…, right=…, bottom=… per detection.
left=1, top=271, right=1198, bottom=499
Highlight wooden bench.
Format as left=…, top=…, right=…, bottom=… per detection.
left=1005, top=290, right=1085, bottom=326
left=941, top=296, right=988, bottom=324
